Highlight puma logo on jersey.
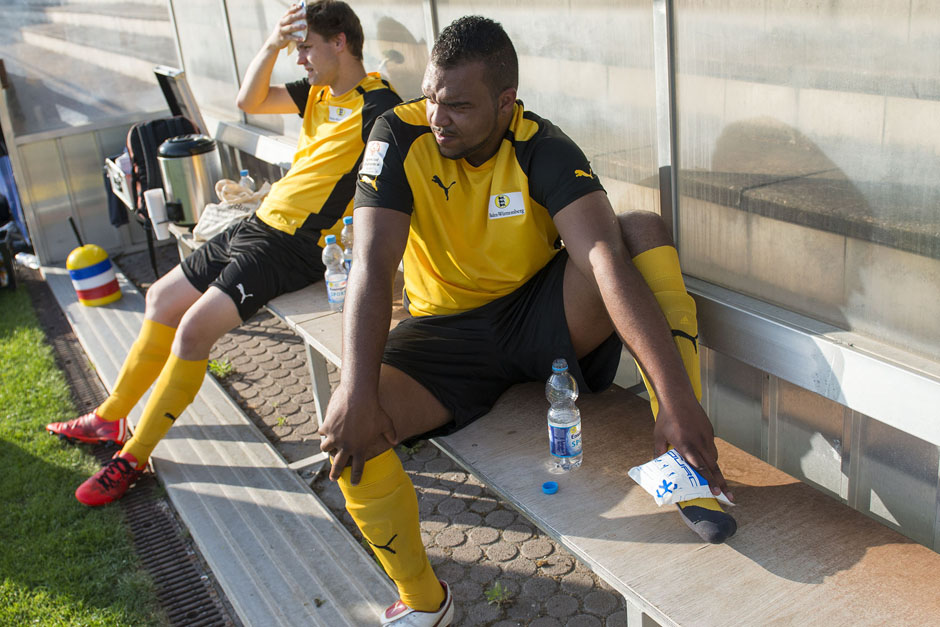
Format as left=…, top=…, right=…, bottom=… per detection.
left=360, top=174, right=378, bottom=191
left=368, top=533, right=398, bottom=555
left=574, top=168, right=595, bottom=179
left=235, top=283, right=253, bottom=304
left=431, top=175, right=456, bottom=200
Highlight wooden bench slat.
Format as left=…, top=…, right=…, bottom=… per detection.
left=435, top=383, right=940, bottom=626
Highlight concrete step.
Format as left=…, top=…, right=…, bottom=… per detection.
left=20, top=22, right=177, bottom=82
left=43, top=264, right=397, bottom=626
left=0, top=38, right=165, bottom=128
left=45, top=3, right=173, bottom=37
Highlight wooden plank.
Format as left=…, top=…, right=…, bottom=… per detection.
left=434, top=383, right=940, bottom=626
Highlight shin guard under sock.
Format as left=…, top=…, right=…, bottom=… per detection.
left=97, top=319, right=176, bottom=421
left=338, top=449, right=443, bottom=611
left=632, top=246, right=735, bottom=543
left=120, top=354, right=207, bottom=465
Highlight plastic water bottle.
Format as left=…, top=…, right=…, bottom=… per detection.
left=340, top=215, right=353, bottom=273
left=238, top=169, right=255, bottom=192
left=546, top=358, right=582, bottom=472
left=321, top=234, right=347, bottom=312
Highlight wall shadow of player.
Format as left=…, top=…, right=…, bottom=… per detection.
left=694, top=117, right=935, bottom=546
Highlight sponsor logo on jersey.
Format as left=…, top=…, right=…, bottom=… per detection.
left=488, top=192, right=525, bottom=219
left=574, top=167, right=595, bottom=179
left=328, top=106, right=352, bottom=122
left=360, top=141, right=389, bottom=176
left=431, top=175, right=456, bottom=200
left=360, top=174, right=378, bottom=191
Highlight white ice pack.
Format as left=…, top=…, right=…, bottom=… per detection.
left=628, top=450, right=733, bottom=506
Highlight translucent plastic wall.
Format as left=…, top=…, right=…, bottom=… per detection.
left=674, top=0, right=940, bottom=359
left=0, top=0, right=178, bottom=137
left=436, top=0, right=661, bottom=216
left=174, top=0, right=430, bottom=139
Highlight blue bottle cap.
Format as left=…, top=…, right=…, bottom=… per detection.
left=542, top=481, right=559, bottom=495
left=240, top=169, right=249, bottom=176
left=551, top=358, right=568, bottom=373
left=325, top=234, right=336, bottom=244
left=343, top=216, right=353, bottom=225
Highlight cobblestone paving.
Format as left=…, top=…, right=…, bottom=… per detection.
left=117, top=246, right=629, bottom=626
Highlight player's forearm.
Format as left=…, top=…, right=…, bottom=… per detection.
left=338, top=247, right=397, bottom=398
left=236, top=43, right=281, bottom=112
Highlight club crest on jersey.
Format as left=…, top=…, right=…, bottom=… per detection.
left=488, top=192, right=525, bottom=219
left=360, top=141, right=389, bottom=176
left=329, top=106, right=352, bottom=122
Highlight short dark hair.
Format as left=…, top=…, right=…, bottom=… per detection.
left=306, top=0, right=364, bottom=61
left=430, top=16, right=518, bottom=95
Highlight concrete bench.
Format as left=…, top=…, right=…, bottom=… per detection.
left=43, top=263, right=395, bottom=626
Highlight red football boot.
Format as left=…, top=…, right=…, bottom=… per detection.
left=75, top=452, right=142, bottom=506
left=47, top=412, right=127, bottom=446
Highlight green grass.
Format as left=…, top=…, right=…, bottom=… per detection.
left=207, top=358, right=235, bottom=380
left=0, top=286, right=166, bottom=626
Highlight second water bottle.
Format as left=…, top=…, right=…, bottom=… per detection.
left=546, top=358, right=582, bottom=472
left=341, top=215, right=353, bottom=273
left=322, top=234, right=347, bottom=312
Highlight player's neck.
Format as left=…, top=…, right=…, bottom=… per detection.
left=329, top=61, right=367, bottom=98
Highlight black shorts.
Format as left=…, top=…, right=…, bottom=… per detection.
left=383, top=250, right=622, bottom=437
left=181, top=215, right=324, bottom=321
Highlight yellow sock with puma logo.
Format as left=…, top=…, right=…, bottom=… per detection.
left=338, top=449, right=444, bottom=611
left=97, top=319, right=175, bottom=421
left=120, top=354, right=207, bottom=466
left=632, top=246, right=735, bottom=542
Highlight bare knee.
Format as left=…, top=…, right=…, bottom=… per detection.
left=617, top=211, right=674, bottom=257
left=172, top=310, right=220, bottom=359
left=145, top=275, right=188, bottom=326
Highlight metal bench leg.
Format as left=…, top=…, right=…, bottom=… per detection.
left=305, top=344, right=332, bottom=431
left=625, top=597, right=660, bottom=626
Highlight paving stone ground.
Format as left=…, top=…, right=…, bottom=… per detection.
left=116, top=244, right=629, bottom=626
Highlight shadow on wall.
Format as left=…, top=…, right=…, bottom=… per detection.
left=695, top=118, right=938, bottom=546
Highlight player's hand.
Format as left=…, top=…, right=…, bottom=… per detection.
left=266, top=3, right=306, bottom=50
left=318, top=386, right=397, bottom=485
left=653, top=396, right=733, bottom=501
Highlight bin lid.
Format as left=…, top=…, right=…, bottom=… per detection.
left=158, top=134, right=217, bottom=158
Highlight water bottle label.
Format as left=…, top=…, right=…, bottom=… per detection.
left=548, top=423, right=582, bottom=458
left=326, top=278, right=346, bottom=304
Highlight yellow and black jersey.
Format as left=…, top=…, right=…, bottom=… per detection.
left=354, top=100, right=605, bottom=317
left=255, top=72, right=400, bottom=246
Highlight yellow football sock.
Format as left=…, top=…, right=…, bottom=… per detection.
left=632, top=246, right=725, bottom=520
left=338, top=449, right=443, bottom=612
left=120, top=354, right=207, bottom=465
left=97, top=319, right=176, bottom=421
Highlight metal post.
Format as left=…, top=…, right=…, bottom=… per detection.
left=652, top=0, right=680, bottom=248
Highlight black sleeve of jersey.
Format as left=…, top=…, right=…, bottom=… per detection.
left=285, top=79, right=310, bottom=117
left=360, top=88, right=403, bottom=143
left=523, top=119, right=606, bottom=217
left=354, top=112, right=414, bottom=215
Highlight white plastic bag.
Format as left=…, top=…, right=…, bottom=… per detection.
left=192, top=180, right=270, bottom=242
left=628, top=450, right=733, bottom=506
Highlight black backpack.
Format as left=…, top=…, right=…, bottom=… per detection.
left=126, top=116, right=197, bottom=221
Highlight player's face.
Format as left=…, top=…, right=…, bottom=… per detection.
left=297, top=30, right=340, bottom=88
left=422, top=61, right=515, bottom=166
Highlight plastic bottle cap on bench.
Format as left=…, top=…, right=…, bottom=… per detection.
left=542, top=481, right=558, bottom=495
